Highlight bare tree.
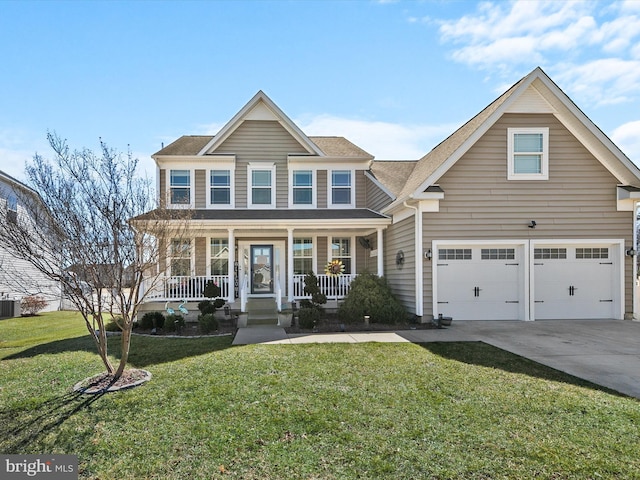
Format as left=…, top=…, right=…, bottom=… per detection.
left=0, top=133, right=188, bottom=381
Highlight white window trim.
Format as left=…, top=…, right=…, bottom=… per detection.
left=207, top=167, right=236, bottom=209
left=167, top=238, right=194, bottom=276
left=247, top=163, right=276, bottom=209
left=167, top=169, right=194, bottom=208
left=328, top=169, right=354, bottom=208
left=289, top=168, right=316, bottom=208
left=328, top=235, right=355, bottom=274
left=507, top=127, right=549, bottom=181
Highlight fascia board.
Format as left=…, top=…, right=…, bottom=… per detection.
left=155, top=155, right=236, bottom=167
left=288, top=155, right=371, bottom=165
left=185, top=217, right=392, bottom=230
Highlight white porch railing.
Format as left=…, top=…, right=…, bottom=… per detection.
left=292, top=274, right=356, bottom=299
left=143, top=275, right=230, bottom=301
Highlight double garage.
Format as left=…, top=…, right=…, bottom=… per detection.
left=433, top=239, right=624, bottom=321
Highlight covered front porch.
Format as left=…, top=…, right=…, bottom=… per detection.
left=140, top=210, right=390, bottom=313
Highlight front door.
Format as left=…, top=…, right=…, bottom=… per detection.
left=251, top=245, right=273, bottom=294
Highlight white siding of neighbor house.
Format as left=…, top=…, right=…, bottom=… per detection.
left=421, top=113, right=634, bottom=318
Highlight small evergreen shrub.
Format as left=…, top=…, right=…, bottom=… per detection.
left=298, top=307, right=321, bottom=330
left=338, top=273, right=407, bottom=324
left=139, top=311, right=165, bottom=330
left=198, top=300, right=216, bottom=315
left=164, top=314, right=185, bottom=332
left=198, top=313, right=218, bottom=334
left=203, top=280, right=221, bottom=299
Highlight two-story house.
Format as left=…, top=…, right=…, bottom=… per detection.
left=0, top=170, right=61, bottom=315
left=139, top=67, right=640, bottom=323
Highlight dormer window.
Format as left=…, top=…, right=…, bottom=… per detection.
left=507, top=128, right=549, bottom=180
left=170, top=170, right=191, bottom=204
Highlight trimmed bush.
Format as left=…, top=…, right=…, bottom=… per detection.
left=164, top=314, right=185, bottom=332
left=198, top=313, right=218, bottom=334
left=139, top=311, right=165, bottom=330
left=203, top=280, right=221, bottom=299
left=298, top=307, right=321, bottom=330
left=338, top=273, right=407, bottom=324
left=198, top=300, right=216, bottom=316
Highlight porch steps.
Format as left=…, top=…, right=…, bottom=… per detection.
left=246, top=298, right=278, bottom=326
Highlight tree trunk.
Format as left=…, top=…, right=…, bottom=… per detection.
left=114, top=324, right=133, bottom=379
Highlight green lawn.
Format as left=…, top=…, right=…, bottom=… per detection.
left=1, top=312, right=639, bottom=479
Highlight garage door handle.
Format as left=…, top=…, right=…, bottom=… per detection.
left=600, top=299, right=613, bottom=302
left=600, top=262, right=613, bottom=265
left=505, top=301, right=519, bottom=304
left=437, top=301, right=449, bottom=304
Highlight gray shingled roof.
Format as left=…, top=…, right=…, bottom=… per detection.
left=369, top=161, right=418, bottom=197
left=153, top=134, right=371, bottom=159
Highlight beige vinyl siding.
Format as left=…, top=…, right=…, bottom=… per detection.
left=355, top=170, right=366, bottom=208
left=195, top=170, right=206, bottom=208
left=384, top=216, right=416, bottom=314
left=422, top=113, right=634, bottom=317
left=355, top=239, right=367, bottom=273
left=366, top=178, right=393, bottom=212
left=317, top=170, right=327, bottom=208
left=159, top=169, right=166, bottom=205
left=316, top=236, right=328, bottom=273
left=214, top=120, right=309, bottom=208
left=194, top=237, right=206, bottom=276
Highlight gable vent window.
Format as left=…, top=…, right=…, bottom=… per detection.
left=507, top=127, right=549, bottom=180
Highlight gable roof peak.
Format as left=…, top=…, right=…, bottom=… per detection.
left=197, top=90, right=324, bottom=157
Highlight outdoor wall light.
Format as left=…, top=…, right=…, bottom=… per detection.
left=528, top=220, right=537, bottom=229
left=425, top=249, right=433, bottom=260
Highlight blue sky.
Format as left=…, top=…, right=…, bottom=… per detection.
left=1, top=0, right=639, bottom=181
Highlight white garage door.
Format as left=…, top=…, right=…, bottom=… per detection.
left=534, top=245, right=617, bottom=320
left=436, top=245, right=524, bottom=320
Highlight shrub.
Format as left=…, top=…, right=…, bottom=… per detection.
left=104, top=316, right=122, bottom=332
left=198, top=300, right=216, bottom=315
left=298, top=307, right=321, bottom=330
left=338, top=273, right=407, bottom=324
left=198, top=313, right=218, bottom=334
left=164, top=314, right=185, bottom=332
left=20, top=295, right=48, bottom=316
left=139, top=311, right=165, bottom=330
left=203, top=280, right=221, bottom=299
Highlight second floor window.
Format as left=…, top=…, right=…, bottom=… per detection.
left=210, top=170, right=231, bottom=205
left=251, top=169, right=273, bottom=206
left=6, top=194, right=17, bottom=224
left=293, top=170, right=313, bottom=205
left=170, top=170, right=190, bottom=205
left=331, top=170, right=351, bottom=205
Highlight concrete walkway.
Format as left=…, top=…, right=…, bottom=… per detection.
left=232, top=320, right=640, bottom=399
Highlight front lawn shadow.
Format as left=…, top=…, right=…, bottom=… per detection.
left=4, top=333, right=234, bottom=367
left=420, top=341, right=627, bottom=398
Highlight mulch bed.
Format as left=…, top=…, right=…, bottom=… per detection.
left=285, top=315, right=437, bottom=334
left=132, top=321, right=237, bottom=337
left=73, top=369, right=152, bottom=394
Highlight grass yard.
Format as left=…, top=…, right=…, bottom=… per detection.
left=1, top=312, right=639, bottom=479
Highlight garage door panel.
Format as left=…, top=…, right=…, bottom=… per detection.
left=437, top=246, right=523, bottom=320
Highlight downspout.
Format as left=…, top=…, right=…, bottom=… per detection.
left=634, top=201, right=639, bottom=320
left=404, top=200, right=424, bottom=318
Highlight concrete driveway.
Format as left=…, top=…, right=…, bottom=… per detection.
left=399, top=319, right=640, bottom=400
left=234, top=319, right=640, bottom=399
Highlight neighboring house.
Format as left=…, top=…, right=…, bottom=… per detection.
left=0, top=170, right=61, bottom=313
left=139, top=67, right=640, bottom=321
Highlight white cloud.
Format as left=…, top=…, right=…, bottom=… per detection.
left=611, top=120, right=640, bottom=165
left=297, top=114, right=459, bottom=160
left=433, top=0, right=640, bottom=106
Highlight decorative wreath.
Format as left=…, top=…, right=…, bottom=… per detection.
left=325, top=259, right=345, bottom=277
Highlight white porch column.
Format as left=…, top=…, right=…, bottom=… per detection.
left=227, top=228, right=235, bottom=305
left=287, top=228, right=294, bottom=303
left=376, top=227, right=384, bottom=277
